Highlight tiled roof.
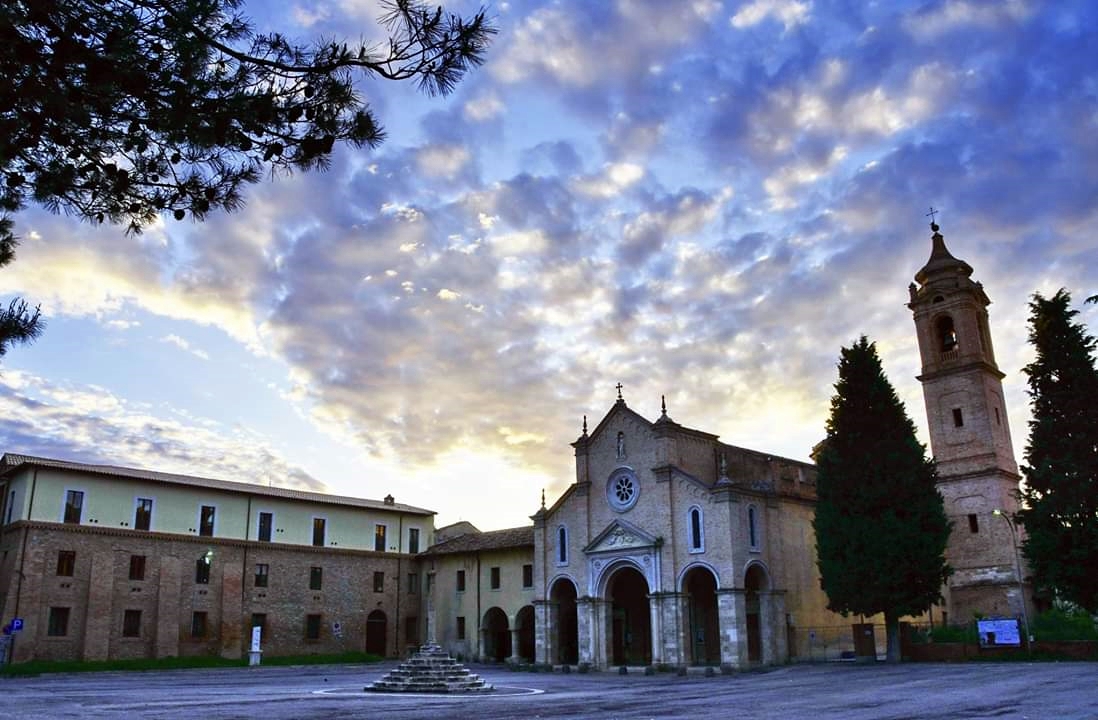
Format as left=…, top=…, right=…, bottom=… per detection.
left=0, top=453, right=434, bottom=516
left=422, top=525, right=534, bottom=555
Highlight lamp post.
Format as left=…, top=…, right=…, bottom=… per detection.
left=993, top=509, right=1032, bottom=652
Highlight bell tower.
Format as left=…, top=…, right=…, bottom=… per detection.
left=908, top=220, right=1027, bottom=623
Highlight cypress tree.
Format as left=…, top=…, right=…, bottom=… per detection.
left=814, top=336, right=952, bottom=662
left=1017, top=290, right=1098, bottom=612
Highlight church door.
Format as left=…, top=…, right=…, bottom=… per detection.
left=608, top=566, right=651, bottom=666
left=366, top=610, right=387, bottom=656
left=684, top=567, right=720, bottom=665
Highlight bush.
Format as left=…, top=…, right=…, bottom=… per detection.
left=929, top=624, right=978, bottom=644
left=1031, top=608, right=1098, bottom=642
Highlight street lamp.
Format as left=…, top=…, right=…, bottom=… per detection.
left=993, top=509, right=1032, bottom=652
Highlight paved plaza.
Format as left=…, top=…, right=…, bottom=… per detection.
left=1, top=660, right=1095, bottom=719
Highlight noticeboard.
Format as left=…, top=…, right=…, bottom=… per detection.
left=977, top=618, right=1021, bottom=646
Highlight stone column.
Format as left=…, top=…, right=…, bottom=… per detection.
left=509, top=628, right=521, bottom=663
left=576, top=596, right=596, bottom=666
left=534, top=599, right=553, bottom=665
left=717, top=588, right=746, bottom=668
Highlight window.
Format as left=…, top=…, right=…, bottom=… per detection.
left=937, top=315, right=958, bottom=351
left=257, top=512, right=273, bottom=542
left=312, top=517, right=326, bottom=547
left=255, top=563, right=269, bottom=588
left=456, top=569, right=466, bottom=592
left=191, top=611, right=208, bottom=638
left=490, top=566, right=501, bottom=590
left=408, top=528, right=420, bottom=554
left=522, top=564, right=533, bottom=589
left=195, top=553, right=211, bottom=584
left=129, top=555, right=146, bottom=581
left=199, top=505, right=215, bottom=536
left=373, top=571, right=385, bottom=592
left=456, top=616, right=466, bottom=640
left=407, top=572, right=419, bottom=594
left=5, top=489, right=14, bottom=523
left=748, top=506, right=759, bottom=549
left=968, top=514, right=979, bottom=534
left=557, top=526, right=568, bottom=565
left=63, top=490, right=83, bottom=524
left=953, top=408, right=964, bottom=428
left=134, top=497, right=153, bottom=531
left=47, top=607, right=70, bottom=636
left=56, top=550, right=75, bottom=577
left=309, top=566, right=323, bottom=591
left=251, top=613, right=267, bottom=639
left=607, top=468, right=640, bottom=511
left=374, top=524, right=387, bottom=552
left=994, top=407, right=1001, bottom=426
left=122, top=609, right=141, bottom=638
left=305, top=614, right=322, bottom=640
left=689, top=506, right=704, bottom=552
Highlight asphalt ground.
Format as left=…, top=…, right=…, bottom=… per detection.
left=1, top=660, right=1095, bottom=720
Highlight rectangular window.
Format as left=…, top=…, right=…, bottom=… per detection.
left=522, top=564, right=533, bottom=589
left=952, top=408, right=964, bottom=428
left=407, top=572, right=419, bottom=595
left=195, top=555, right=211, bottom=584
left=122, top=609, right=141, bottom=638
left=134, top=497, right=153, bottom=531
left=199, top=505, right=215, bottom=536
left=968, top=514, right=979, bottom=533
left=191, top=611, right=208, bottom=638
left=408, top=527, right=420, bottom=554
left=490, top=566, right=501, bottom=590
left=251, top=613, right=267, bottom=639
left=374, top=524, right=387, bottom=552
left=257, top=512, right=273, bottom=542
left=373, top=571, right=385, bottom=592
left=63, top=490, right=83, bottom=524
left=312, top=517, right=326, bottom=547
left=456, top=569, right=466, bottom=592
left=56, top=550, right=75, bottom=577
left=306, top=614, right=322, bottom=640
left=255, top=563, right=269, bottom=588
left=994, top=407, right=1001, bottom=426
left=5, top=489, right=14, bottom=524
left=456, top=616, right=466, bottom=640
left=309, top=566, right=323, bottom=591
left=129, top=555, right=146, bottom=581
left=47, top=607, right=70, bottom=637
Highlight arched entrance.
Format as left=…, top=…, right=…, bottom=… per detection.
left=745, top=564, right=768, bottom=663
left=515, top=605, right=535, bottom=662
left=683, top=566, right=720, bottom=665
left=550, top=577, right=579, bottom=664
left=608, top=565, right=651, bottom=666
left=366, top=609, right=387, bottom=656
left=481, top=607, right=511, bottom=662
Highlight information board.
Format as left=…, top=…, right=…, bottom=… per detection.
left=977, top=618, right=1021, bottom=646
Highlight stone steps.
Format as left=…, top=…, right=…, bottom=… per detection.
left=365, top=644, right=495, bottom=693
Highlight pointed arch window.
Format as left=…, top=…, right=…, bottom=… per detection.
left=936, top=315, right=958, bottom=352
left=688, top=506, right=704, bottom=553
left=557, top=525, right=568, bottom=565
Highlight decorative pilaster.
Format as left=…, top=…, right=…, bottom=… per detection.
left=717, top=588, right=746, bottom=668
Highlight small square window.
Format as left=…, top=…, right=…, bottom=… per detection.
left=952, top=408, right=964, bottom=428
left=129, top=555, right=146, bottom=581
left=309, top=566, right=323, bottom=591
left=456, top=569, right=466, bottom=592
left=373, top=571, right=384, bottom=593
left=48, top=607, right=70, bottom=637
left=255, top=563, right=269, bottom=588
left=56, top=550, right=75, bottom=577
left=968, top=514, right=979, bottom=533
left=191, top=611, right=208, bottom=638
left=522, top=564, right=533, bottom=589
left=306, top=614, right=322, bottom=640
left=490, top=566, right=501, bottom=590
left=122, top=609, right=141, bottom=638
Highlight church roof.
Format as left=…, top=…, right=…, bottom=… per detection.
left=914, top=223, right=973, bottom=285
left=422, top=525, right=534, bottom=555
left=0, top=453, right=435, bottom=516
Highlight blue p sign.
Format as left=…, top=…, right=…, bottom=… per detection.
left=11, top=618, right=24, bottom=632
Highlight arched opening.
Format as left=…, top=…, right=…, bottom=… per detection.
left=683, top=566, right=720, bottom=665
left=688, top=506, right=703, bottom=551
left=366, top=609, right=387, bottom=656
left=744, top=564, right=769, bottom=663
left=608, top=565, right=651, bottom=666
left=515, top=605, right=536, bottom=662
left=550, top=577, right=579, bottom=664
left=481, top=607, right=510, bottom=662
left=936, top=315, right=958, bottom=352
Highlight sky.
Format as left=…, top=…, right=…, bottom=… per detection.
left=2, top=0, right=1097, bottom=531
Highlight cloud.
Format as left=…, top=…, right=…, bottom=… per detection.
left=731, top=0, right=813, bottom=31
left=160, top=334, right=210, bottom=361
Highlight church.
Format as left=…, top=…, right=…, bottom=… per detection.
left=0, top=223, right=1028, bottom=667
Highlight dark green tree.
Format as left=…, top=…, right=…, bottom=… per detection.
left=0, top=0, right=493, bottom=356
left=1017, top=289, right=1098, bottom=612
left=813, top=336, right=952, bottom=662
